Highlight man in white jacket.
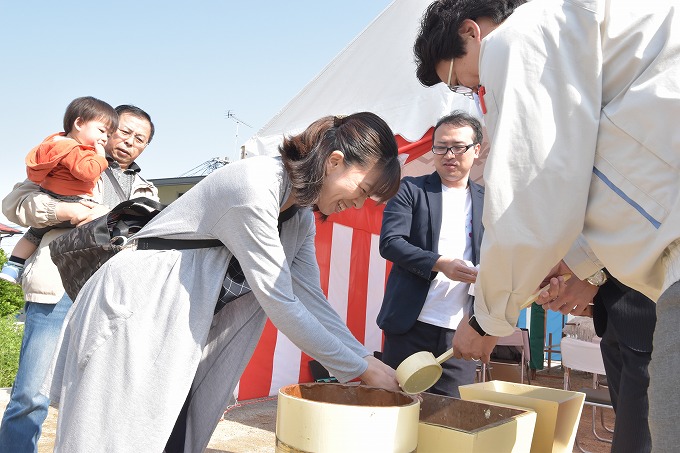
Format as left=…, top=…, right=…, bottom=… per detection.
left=413, top=0, right=679, bottom=450
left=0, top=105, right=158, bottom=452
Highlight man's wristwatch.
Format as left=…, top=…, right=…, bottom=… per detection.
left=468, top=315, right=490, bottom=337
left=585, top=269, right=608, bottom=287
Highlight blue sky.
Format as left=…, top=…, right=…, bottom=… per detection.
left=0, top=1, right=393, bottom=235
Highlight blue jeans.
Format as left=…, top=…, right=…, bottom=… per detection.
left=0, top=293, right=72, bottom=452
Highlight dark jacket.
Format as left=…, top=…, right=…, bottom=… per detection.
left=377, top=172, right=485, bottom=334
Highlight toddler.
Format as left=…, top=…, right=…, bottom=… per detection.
left=0, top=96, right=118, bottom=284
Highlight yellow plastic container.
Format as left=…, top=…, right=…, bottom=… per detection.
left=459, top=381, right=584, bottom=453
left=417, top=393, right=536, bottom=452
left=276, top=383, right=420, bottom=453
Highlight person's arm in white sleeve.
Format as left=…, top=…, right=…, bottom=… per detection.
left=474, top=7, right=602, bottom=336
left=2, top=180, right=61, bottom=227
left=562, top=234, right=604, bottom=280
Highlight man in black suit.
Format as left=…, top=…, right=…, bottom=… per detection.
left=377, top=111, right=484, bottom=397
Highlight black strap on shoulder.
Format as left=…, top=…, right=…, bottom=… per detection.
left=278, top=204, right=300, bottom=232
left=104, top=168, right=128, bottom=203
left=138, top=204, right=300, bottom=251
left=136, top=237, right=223, bottom=250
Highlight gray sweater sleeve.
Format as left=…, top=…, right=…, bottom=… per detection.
left=212, top=201, right=368, bottom=383
left=287, top=213, right=370, bottom=379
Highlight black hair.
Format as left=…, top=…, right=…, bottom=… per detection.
left=279, top=112, right=401, bottom=210
left=414, top=0, right=526, bottom=86
left=63, top=96, right=118, bottom=134
left=432, top=110, right=483, bottom=144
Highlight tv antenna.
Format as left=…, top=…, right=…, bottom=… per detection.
left=180, top=157, right=231, bottom=177
left=225, top=110, right=252, bottom=158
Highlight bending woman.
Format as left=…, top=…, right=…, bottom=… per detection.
left=43, top=112, right=402, bottom=452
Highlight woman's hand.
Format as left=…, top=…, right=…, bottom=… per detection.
left=358, top=355, right=400, bottom=391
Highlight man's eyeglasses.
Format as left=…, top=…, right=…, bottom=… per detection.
left=446, top=59, right=475, bottom=99
left=117, top=127, right=148, bottom=148
left=431, top=143, right=476, bottom=155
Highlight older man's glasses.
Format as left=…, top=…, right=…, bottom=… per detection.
left=446, top=59, right=475, bottom=99
left=432, top=143, right=476, bottom=155
left=117, top=127, right=148, bottom=148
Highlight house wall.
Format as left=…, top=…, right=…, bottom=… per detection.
left=148, top=176, right=206, bottom=205
left=155, top=184, right=197, bottom=205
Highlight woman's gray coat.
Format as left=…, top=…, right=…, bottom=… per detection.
left=44, top=156, right=371, bottom=452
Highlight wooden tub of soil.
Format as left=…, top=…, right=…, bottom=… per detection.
left=276, top=383, right=420, bottom=453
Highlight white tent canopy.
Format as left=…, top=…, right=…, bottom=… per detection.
left=243, top=0, right=477, bottom=158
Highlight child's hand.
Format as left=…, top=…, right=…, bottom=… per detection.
left=94, top=142, right=106, bottom=157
